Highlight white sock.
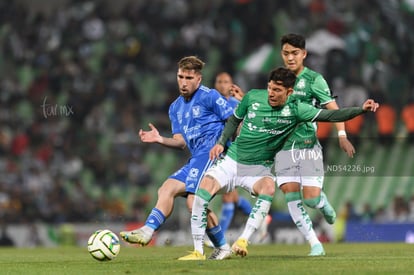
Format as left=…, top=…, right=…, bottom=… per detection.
left=191, top=191, right=211, bottom=254
left=240, top=195, right=272, bottom=241
left=141, top=225, right=154, bottom=235
left=285, top=192, right=320, bottom=247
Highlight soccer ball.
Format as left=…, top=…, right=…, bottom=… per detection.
left=87, top=229, right=120, bottom=261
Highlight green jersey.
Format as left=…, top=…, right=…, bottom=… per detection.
left=225, top=89, right=324, bottom=166
left=282, top=67, right=334, bottom=150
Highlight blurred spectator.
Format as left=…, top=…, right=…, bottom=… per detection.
left=409, top=195, right=414, bottom=222
left=360, top=203, right=375, bottom=222
left=341, top=201, right=361, bottom=222
left=390, top=195, right=410, bottom=222
left=373, top=206, right=388, bottom=223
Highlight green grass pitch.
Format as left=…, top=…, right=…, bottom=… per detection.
left=1, top=243, right=413, bottom=274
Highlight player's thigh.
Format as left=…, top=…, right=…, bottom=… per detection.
left=158, top=178, right=187, bottom=198
left=251, top=176, right=276, bottom=196
left=204, top=155, right=238, bottom=194
left=275, top=149, right=301, bottom=188
left=237, top=163, right=275, bottom=196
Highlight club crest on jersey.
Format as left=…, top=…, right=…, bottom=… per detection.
left=192, top=106, right=201, bottom=118
left=189, top=168, right=199, bottom=178
left=247, top=111, right=256, bottom=119
left=281, top=106, right=291, bottom=116
left=296, top=78, right=306, bottom=89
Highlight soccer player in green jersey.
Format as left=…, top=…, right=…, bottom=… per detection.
left=178, top=67, right=379, bottom=260
left=275, top=33, right=356, bottom=256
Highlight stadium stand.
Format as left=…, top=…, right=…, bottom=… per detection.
left=0, top=0, right=413, bottom=229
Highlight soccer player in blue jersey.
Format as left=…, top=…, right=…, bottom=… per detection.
left=120, top=56, right=234, bottom=260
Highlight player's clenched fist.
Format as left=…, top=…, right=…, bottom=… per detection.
left=362, top=99, right=379, bottom=112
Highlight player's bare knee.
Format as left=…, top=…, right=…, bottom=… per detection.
left=257, top=182, right=275, bottom=196
left=279, top=182, right=301, bottom=194
left=157, top=185, right=173, bottom=197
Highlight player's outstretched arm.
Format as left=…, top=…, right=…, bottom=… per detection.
left=324, top=101, right=356, bottom=158
left=138, top=123, right=186, bottom=149
left=313, top=99, right=379, bottom=122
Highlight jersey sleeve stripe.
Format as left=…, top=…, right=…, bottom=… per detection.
left=320, top=99, right=335, bottom=105
left=311, top=109, right=323, bottom=122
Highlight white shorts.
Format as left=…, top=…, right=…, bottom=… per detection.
left=274, top=144, right=324, bottom=188
left=205, top=155, right=275, bottom=196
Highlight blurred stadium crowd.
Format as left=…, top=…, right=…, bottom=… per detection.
left=0, top=0, right=413, bottom=225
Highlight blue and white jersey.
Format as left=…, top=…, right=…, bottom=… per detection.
left=169, top=85, right=234, bottom=156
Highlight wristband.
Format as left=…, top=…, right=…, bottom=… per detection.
left=338, top=130, right=347, bottom=137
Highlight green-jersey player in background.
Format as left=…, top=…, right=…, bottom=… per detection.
left=275, top=33, right=356, bottom=256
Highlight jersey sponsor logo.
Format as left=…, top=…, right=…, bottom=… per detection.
left=293, top=90, right=306, bottom=96
left=247, top=111, right=256, bottom=119
left=263, top=117, right=291, bottom=124
left=258, top=128, right=286, bottom=135
left=192, top=106, right=201, bottom=118
left=281, top=106, right=291, bottom=116
left=216, top=97, right=226, bottom=106
left=183, top=125, right=201, bottom=140
left=276, top=118, right=291, bottom=124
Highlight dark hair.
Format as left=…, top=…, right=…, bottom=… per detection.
left=177, top=56, right=205, bottom=73
left=268, top=67, right=297, bottom=88
left=280, top=33, right=306, bottom=49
